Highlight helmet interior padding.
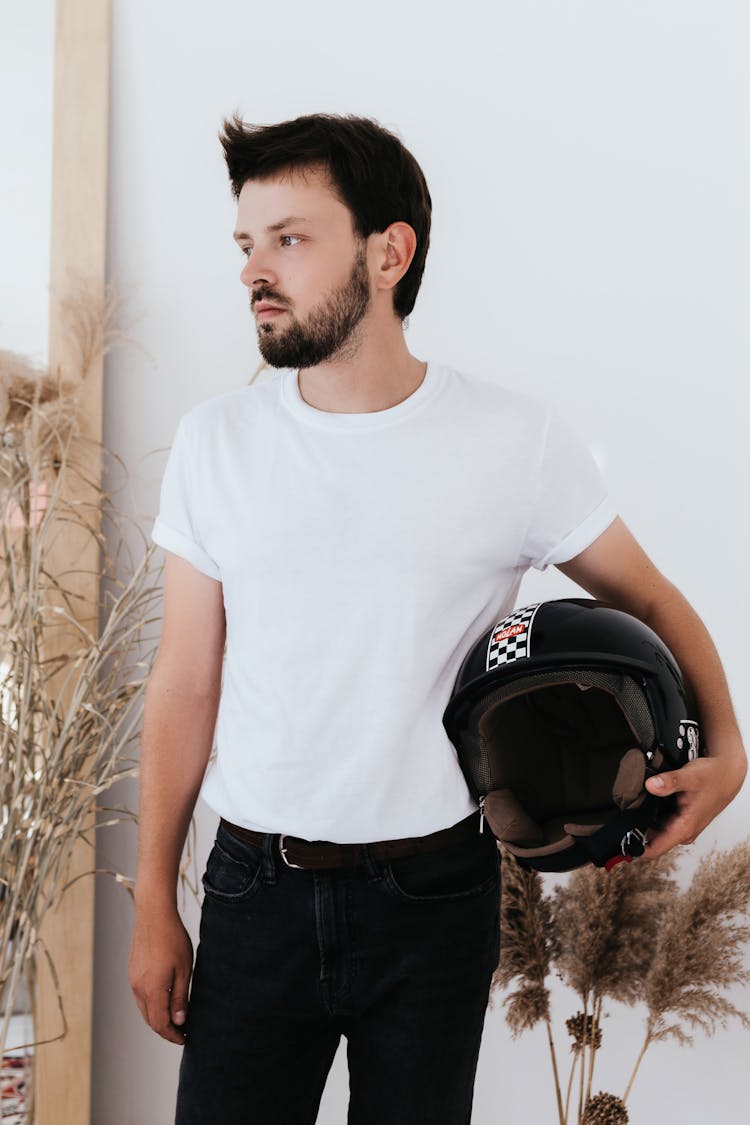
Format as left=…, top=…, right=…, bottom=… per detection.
left=471, top=676, right=654, bottom=857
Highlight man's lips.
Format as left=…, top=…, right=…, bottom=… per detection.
left=255, top=302, right=287, bottom=317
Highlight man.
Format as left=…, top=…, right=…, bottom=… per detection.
left=129, top=113, right=746, bottom=1124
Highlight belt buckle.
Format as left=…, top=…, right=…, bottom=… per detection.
left=278, top=833, right=306, bottom=869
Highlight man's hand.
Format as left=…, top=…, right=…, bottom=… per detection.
left=129, top=907, right=194, bottom=1045
left=557, top=516, right=747, bottom=860
left=642, top=753, right=747, bottom=858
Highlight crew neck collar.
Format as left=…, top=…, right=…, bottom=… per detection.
left=279, top=361, right=446, bottom=430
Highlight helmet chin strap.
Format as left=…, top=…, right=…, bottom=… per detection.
left=575, top=793, right=666, bottom=870
left=507, top=792, right=673, bottom=874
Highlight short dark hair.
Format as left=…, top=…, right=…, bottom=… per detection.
left=218, top=112, right=431, bottom=320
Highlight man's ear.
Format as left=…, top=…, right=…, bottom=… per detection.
left=372, top=221, right=417, bottom=294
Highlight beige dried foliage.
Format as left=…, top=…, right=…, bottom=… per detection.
left=492, top=846, right=554, bottom=1035
left=0, top=287, right=173, bottom=1057
left=492, top=840, right=750, bottom=1121
left=641, top=841, right=750, bottom=1046
left=0, top=349, right=78, bottom=463
left=551, top=852, right=679, bottom=1005
left=58, top=277, right=135, bottom=381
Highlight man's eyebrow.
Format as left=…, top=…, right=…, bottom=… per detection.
left=233, top=216, right=311, bottom=241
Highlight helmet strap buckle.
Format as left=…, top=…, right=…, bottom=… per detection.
left=621, top=826, right=647, bottom=859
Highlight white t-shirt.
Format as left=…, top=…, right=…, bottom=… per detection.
left=151, top=361, right=617, bottom=842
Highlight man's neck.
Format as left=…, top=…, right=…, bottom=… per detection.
left=296, top=324, right=427, bottom=414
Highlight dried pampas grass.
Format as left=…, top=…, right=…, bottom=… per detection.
left=0, top=288, right=167, bottom=1061
left=490, top=849, right=563, bottom=1122
left=623, top=840, right=750, bottom=1100
left=493, top=843, right=750, bottom=1124
left=492, top=845, right=553, bottom=1032
left=551, top=851, right=678, bottom=1007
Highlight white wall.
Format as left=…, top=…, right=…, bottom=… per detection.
left=0, top=0, right=55, bottom=365
left=94, top=1, right=750, bottom=1122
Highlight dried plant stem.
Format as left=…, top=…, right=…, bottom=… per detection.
left=577, top=994, right=589, bottom=1125
left=0, top=923, right=32, bottom=1058
left=584, top=995, right=603, bottom=1112
left=622, top=1029, right=652, bottom=1105
left=563, top=1047, right=577, bottom=1125
left=544, top=1015, right=565, bottom=1125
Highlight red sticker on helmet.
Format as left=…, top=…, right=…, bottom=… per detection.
left=486, top=603, right=541, bottom=670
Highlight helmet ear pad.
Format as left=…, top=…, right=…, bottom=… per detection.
left=477, top=682, right=649, bottom=857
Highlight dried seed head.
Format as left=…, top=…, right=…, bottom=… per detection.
left=583, top=1091, right=629, bottom=1124
left=565, top=1011, right=602, bottom=1051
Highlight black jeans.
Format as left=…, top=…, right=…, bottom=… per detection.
left=175, top=812, right=501, bottom=1125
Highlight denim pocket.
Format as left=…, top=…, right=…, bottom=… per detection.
left=383, top=834, right=500, bottom=903
left=201, top=834, right=264, bottom=904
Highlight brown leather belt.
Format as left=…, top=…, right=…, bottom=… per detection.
left=219, top=810, right=482, bottom=870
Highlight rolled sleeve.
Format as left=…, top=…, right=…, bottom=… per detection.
left=151, top=516, right=221, bottom=580
left=521, top=409, right=618, bottom=572
left=150, top=416, right=221, bottom=581
left=535, top=495, right=618, bottom=570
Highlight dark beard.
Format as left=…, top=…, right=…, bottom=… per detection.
left=256, top=244, right=371, bottom=369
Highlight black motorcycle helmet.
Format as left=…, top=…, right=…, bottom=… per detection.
left=442, top=598, right=701, bottom=873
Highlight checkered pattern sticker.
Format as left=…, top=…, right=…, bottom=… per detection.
left=486, top=603, right=541, bottom=670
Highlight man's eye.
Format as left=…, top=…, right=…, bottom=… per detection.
left=239, top=236, right=300, bottom=256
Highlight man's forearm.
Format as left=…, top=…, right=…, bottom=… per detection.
left=558, top=518, right=745, bottom=769
left=134, top=672, right=221, bottom=911
left=557, top=516, right=746, bottom=852
left=641, top=580, right=746, bottom=773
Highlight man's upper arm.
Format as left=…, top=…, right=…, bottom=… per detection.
left=154, top=552, right=226, bottom=696
left=555, top=515, right=675, bottom=618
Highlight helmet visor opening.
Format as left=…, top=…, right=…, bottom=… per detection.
left=458, top=671, right=654, bottom=855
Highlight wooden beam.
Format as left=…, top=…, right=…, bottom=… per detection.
left=34, top=2, right=110, bottom=1121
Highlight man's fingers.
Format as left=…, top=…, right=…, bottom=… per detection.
left=146, top=989, right=187, bottom=1045
left=644, top=821, right=685, bottom=858
left=645, top=763, right=701, bottom=796
left=641, top=758, right=731, bottom=859
left=645, top=771, right=683, bottom=796
left=129, top=914, right=194, bottom=1045
left=141, top=976, right=188, bottom=1045
left=645, top=820, right=701, bottom=858
left=643, top=837, right=667, bottom=859
left=643, top=783, right=705, bottom=857
left=170, top=971, right=191, bottom=1029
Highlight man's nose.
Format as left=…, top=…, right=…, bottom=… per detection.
left=240, top=251, right=277, bottom=289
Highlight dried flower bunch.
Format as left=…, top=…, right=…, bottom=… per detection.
left=491, top=842, right=750, bottom=1124
left=581, top=1092, right=629, bottom=1124
left=0, top=287, right=164, bottom=1059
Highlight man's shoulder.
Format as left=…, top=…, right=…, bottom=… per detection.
left=179, top=370, right=284, bottom=435
left=439, top=363, right=551, bottom=428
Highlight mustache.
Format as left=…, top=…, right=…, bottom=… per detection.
left=251, top=292, right=288, bottom=309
